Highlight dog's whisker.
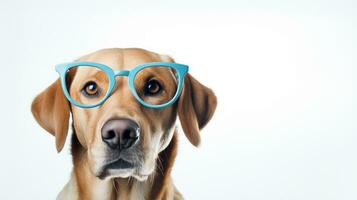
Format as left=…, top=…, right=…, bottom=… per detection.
left=112, top=179, right=119, bottom=193
left=157, top=156, right=164, bottom=176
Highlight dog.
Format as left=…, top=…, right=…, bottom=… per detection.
left=31, top=48, right=217, bottom=200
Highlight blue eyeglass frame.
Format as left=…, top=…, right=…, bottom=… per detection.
left=55, top=61, right=189, bottom=109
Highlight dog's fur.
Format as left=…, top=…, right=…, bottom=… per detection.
left=31, top=48, right=217, bottom=200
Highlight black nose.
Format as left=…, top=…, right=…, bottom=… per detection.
left=101, top=119, right=140, bottom=150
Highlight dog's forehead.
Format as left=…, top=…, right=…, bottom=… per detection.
left=77, top=48, right=162, bottom=71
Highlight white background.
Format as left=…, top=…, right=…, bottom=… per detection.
left=1, top=0, right=357, bottom=199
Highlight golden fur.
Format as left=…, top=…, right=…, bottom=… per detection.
left=31, top=48, right=217, bottom=200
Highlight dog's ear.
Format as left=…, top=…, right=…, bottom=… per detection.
left=178, top=74, right=217, bottom=146
left=31, top=79, right=70, bottom=152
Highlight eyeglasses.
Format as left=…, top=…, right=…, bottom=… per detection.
left=55, top=61, right=188, bottom=109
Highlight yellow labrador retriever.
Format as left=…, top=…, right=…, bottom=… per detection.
left=31, top=48, right=217, bottom=200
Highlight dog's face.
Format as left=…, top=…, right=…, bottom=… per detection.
left=31, top=48, right=217, bottom=181
left=70, top=49, right=180, bottom=180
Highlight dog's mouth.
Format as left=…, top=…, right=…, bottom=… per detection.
left=106, top=158, right=134, bottom=169
left=98, top=158, right=137, bottom=179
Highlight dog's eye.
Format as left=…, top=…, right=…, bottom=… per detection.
left=82, top=81, right=100, bottom=97
left=143, top=79, right=162, bottom=96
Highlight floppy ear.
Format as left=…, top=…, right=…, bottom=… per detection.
left=31, top=79, right=70, bottom=152
left=178, top=74, right=217, bottom=146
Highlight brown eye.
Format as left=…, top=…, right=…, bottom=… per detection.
left=82, top=81, right=100, bottom=97
left=143, top=79, right=162, bottom=96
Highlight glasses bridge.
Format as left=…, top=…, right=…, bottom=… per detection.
left=114, top=70, right=130, bottom=76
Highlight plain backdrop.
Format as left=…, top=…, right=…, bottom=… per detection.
left=1, top=0, right=356, bottom=199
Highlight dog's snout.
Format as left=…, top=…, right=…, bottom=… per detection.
left=101, top=119, right=140, bottom=150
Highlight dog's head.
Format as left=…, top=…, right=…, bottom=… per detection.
left=31, top=48, right=217, bottom=181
